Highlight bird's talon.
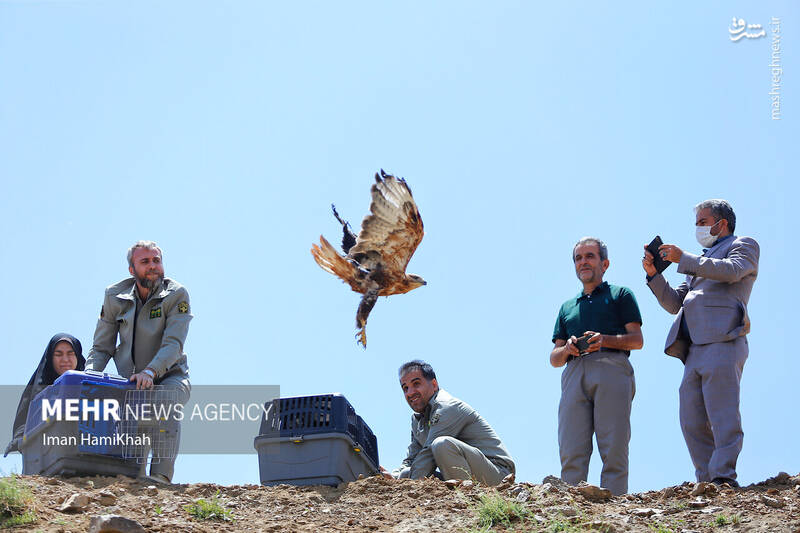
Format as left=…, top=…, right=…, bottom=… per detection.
left=356, top=328, right=367, bottom=348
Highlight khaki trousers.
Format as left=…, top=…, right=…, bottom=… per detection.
left=138, top=373, right=190, bottom=482
left=558, top=351, right=635, bottom=495
left=430, top=436, right=509, bottom=486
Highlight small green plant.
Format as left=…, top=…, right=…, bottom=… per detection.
left=649, top=522, right=676, bottom=533
left=0, top=475, right=37, bottom=528
left=154, top=505, right=163, bottom=515
left=184, top=491, right=233, bottom=522
left=473, top=493, right=529, bottom=529
left=709, top=514, right=736, bottom=527
left=545, top=514, right=589, bottom=533
left=547, top=517, right=573, bottom=532
left=2, top=512, right=36, bottom=529
left=708, top=513, right=741, bottom=527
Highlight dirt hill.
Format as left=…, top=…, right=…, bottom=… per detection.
left=3, top=472, right=800, bottom=532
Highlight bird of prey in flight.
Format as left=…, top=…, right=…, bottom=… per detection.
left=311, top=170, right=426, bottom=348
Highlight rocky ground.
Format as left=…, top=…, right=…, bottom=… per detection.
left=3, top=471, right=800, bottom=532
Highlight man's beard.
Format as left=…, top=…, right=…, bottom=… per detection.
left=135, top=272, right=164, bottom=291
left=578, top=269, right=598, bottom=284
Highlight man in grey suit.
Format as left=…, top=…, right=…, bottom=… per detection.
left=643, top=199, right=759, bottom=487
left=86, top=241, right=192, bottom=483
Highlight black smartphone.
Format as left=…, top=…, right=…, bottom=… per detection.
left=575, top=334, right=591, bottom=354
left=646, top=235, right=671, bottom=274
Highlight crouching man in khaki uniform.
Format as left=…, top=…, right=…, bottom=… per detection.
left=382, top=360, right=515, bottom=485
left=86, top=240, right=192, bottom=483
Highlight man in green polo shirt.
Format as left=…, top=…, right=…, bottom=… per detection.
left=550, top=237, right=643, bottom=495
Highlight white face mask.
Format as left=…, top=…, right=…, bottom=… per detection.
left=695, top=220, right=721, bottom=247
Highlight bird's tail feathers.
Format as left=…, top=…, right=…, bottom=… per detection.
left=311, top=236, right=358, bottom=286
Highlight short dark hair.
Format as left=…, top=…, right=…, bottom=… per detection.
left=398, top=360, right=436, bottom=381
left=127, top=240, right=162, bottom=267
left=695, top=199, right=736, bottom=233
left=573, top=237, right=608, bottom=262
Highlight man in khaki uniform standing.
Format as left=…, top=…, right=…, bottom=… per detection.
left=86, top=240, right=191, bottom=483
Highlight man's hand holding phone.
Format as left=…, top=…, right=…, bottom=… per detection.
left=575, top=331, right=603, bottom=355
left=564, top=336, right=581, bottom=357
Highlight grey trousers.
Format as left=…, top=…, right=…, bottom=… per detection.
left=430, top=436, right=509, bottom=486
left=558, top=351, right=635, bottom=495
left=680, top=337, right=747, bottom=482
left=142, top=373, right=190, bottom=482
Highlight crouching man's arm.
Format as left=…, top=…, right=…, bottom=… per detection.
left=382, top=432, right=422, bottom=479
left=409, top=403, right=470, bottom=479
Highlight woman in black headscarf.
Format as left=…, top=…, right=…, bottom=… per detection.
left=4, top=333, right=86, bottom=455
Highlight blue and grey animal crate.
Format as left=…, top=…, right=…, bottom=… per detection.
left=21, top=370, right=140, bottom=476
left=20, top=370, right=178, bottom=477
left=254, top=393, right=379, bottom=486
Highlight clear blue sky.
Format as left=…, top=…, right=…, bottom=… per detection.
left=1, top=1, right=796, bottom=492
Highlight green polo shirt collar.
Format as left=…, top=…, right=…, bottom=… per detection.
left=578, top=281, right=610, bottom=300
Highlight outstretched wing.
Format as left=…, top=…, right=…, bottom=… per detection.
left=311, top=236, right=362, bottom=293
left=348, top=170, right=424, bottom=274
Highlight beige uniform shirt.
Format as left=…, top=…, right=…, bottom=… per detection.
left=396, top=389, right=515, bottom=479
left=86, top=277, right=191, bottom=380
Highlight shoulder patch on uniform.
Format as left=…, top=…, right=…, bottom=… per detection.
left=150, top=307, right=162, bottom=319
left=429, top=413, right=440, bottom=425
left=177, top=301, right=189, bottom=314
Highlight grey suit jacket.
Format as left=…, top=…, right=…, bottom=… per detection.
left=86, top=277, right=191, bottom=380
left=647, top=235, right=759, bottom=362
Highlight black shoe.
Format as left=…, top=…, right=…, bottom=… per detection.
left=711, top=477, right=740, bottom=488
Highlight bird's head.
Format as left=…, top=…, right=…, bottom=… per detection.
left=405, top=274, right=427, bottom=290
